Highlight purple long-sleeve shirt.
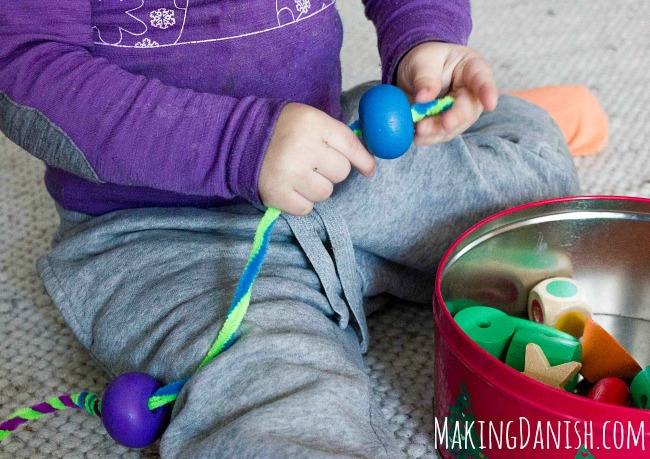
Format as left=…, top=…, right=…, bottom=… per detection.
left=0, top=1, right=471, bottom=216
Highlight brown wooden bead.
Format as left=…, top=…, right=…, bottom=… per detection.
left=522, top=343, right=582, bottom=390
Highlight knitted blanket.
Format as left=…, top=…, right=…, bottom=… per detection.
left=2, top=0, right=649, bottom=456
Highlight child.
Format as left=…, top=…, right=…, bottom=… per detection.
left=0, top=1, right=579, bottom=457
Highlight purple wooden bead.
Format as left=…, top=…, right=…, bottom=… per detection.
left=101, top=372, right=171, bottom=448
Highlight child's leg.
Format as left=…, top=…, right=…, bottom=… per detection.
left=338, top=86, right=580, bottom=303
left=37, top=205, right=400, bottom=458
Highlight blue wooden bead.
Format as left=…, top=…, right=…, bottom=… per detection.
left=101, top=372, right=171, bottom=448
left=359, top=84, right=414, bottom=159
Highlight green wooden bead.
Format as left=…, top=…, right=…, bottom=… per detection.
left=631, top=367, right=650, bottom=409
left=455, top=306, right=515, bottom=361
left=511, top=317, right=576, bottom=341
left=445, top=298, right=483, bottom=317
left=505, top=328, right=582, bottom=392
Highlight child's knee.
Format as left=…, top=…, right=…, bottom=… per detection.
left=463, top=103, right=580, bottom=202
left=473, top=95, right=567, bottom=152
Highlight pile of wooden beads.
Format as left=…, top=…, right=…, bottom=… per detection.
left=447, top=264, right=650, bottom=410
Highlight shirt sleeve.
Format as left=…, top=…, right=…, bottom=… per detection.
left=363, top=0, right=473, bottom=84
left=0, top=2, right=285, bottom=203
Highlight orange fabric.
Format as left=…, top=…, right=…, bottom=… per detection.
left=580, top=318, right=642, bottom=383
left=508, top=85, right=609, bottom=156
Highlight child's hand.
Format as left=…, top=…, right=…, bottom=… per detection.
left=396, top=41, right=499, bottom=145
left=259, top=103, right=376, bottom=216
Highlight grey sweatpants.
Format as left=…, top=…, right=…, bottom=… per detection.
left=37, top=86, right=580, bottom=458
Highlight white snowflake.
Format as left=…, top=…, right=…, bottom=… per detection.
left=295, top=0, right=310, bottom=14
left=150, top=8, right=176, bottom=29
left=135, top=38, right=160, bottom=48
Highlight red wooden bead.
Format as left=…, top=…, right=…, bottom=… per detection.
left=587, top=377, right=630, bottom=406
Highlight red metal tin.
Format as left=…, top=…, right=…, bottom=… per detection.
left=433, top=196, right=650, bottom=458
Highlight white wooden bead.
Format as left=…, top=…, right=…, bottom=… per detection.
left=528, top=277, right=591, bottom=338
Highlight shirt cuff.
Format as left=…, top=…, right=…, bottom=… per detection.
left=221, top=97, right=288, bottom=204
left=378, top=4, right=472, bottom=84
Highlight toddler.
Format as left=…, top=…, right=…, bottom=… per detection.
left=0, top=1, right=579, bottom=457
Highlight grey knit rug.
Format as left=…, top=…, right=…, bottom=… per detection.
left=1, top=1, right=649, bottom=457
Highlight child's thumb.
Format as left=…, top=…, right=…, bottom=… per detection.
left=412, top=72, right=442, bottom=104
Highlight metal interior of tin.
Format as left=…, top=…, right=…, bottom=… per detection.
left=440, top=198, right=650, bottom=368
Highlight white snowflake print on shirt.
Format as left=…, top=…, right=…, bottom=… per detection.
left=135, top=37, right=160, bottom=47
left=295, top=0, right=310, bottom=14
left=150, top=8, right=176, bottom=30
left=277, top=0, right=332, bottom=26
left=93, top=0, right=335, bottom=48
